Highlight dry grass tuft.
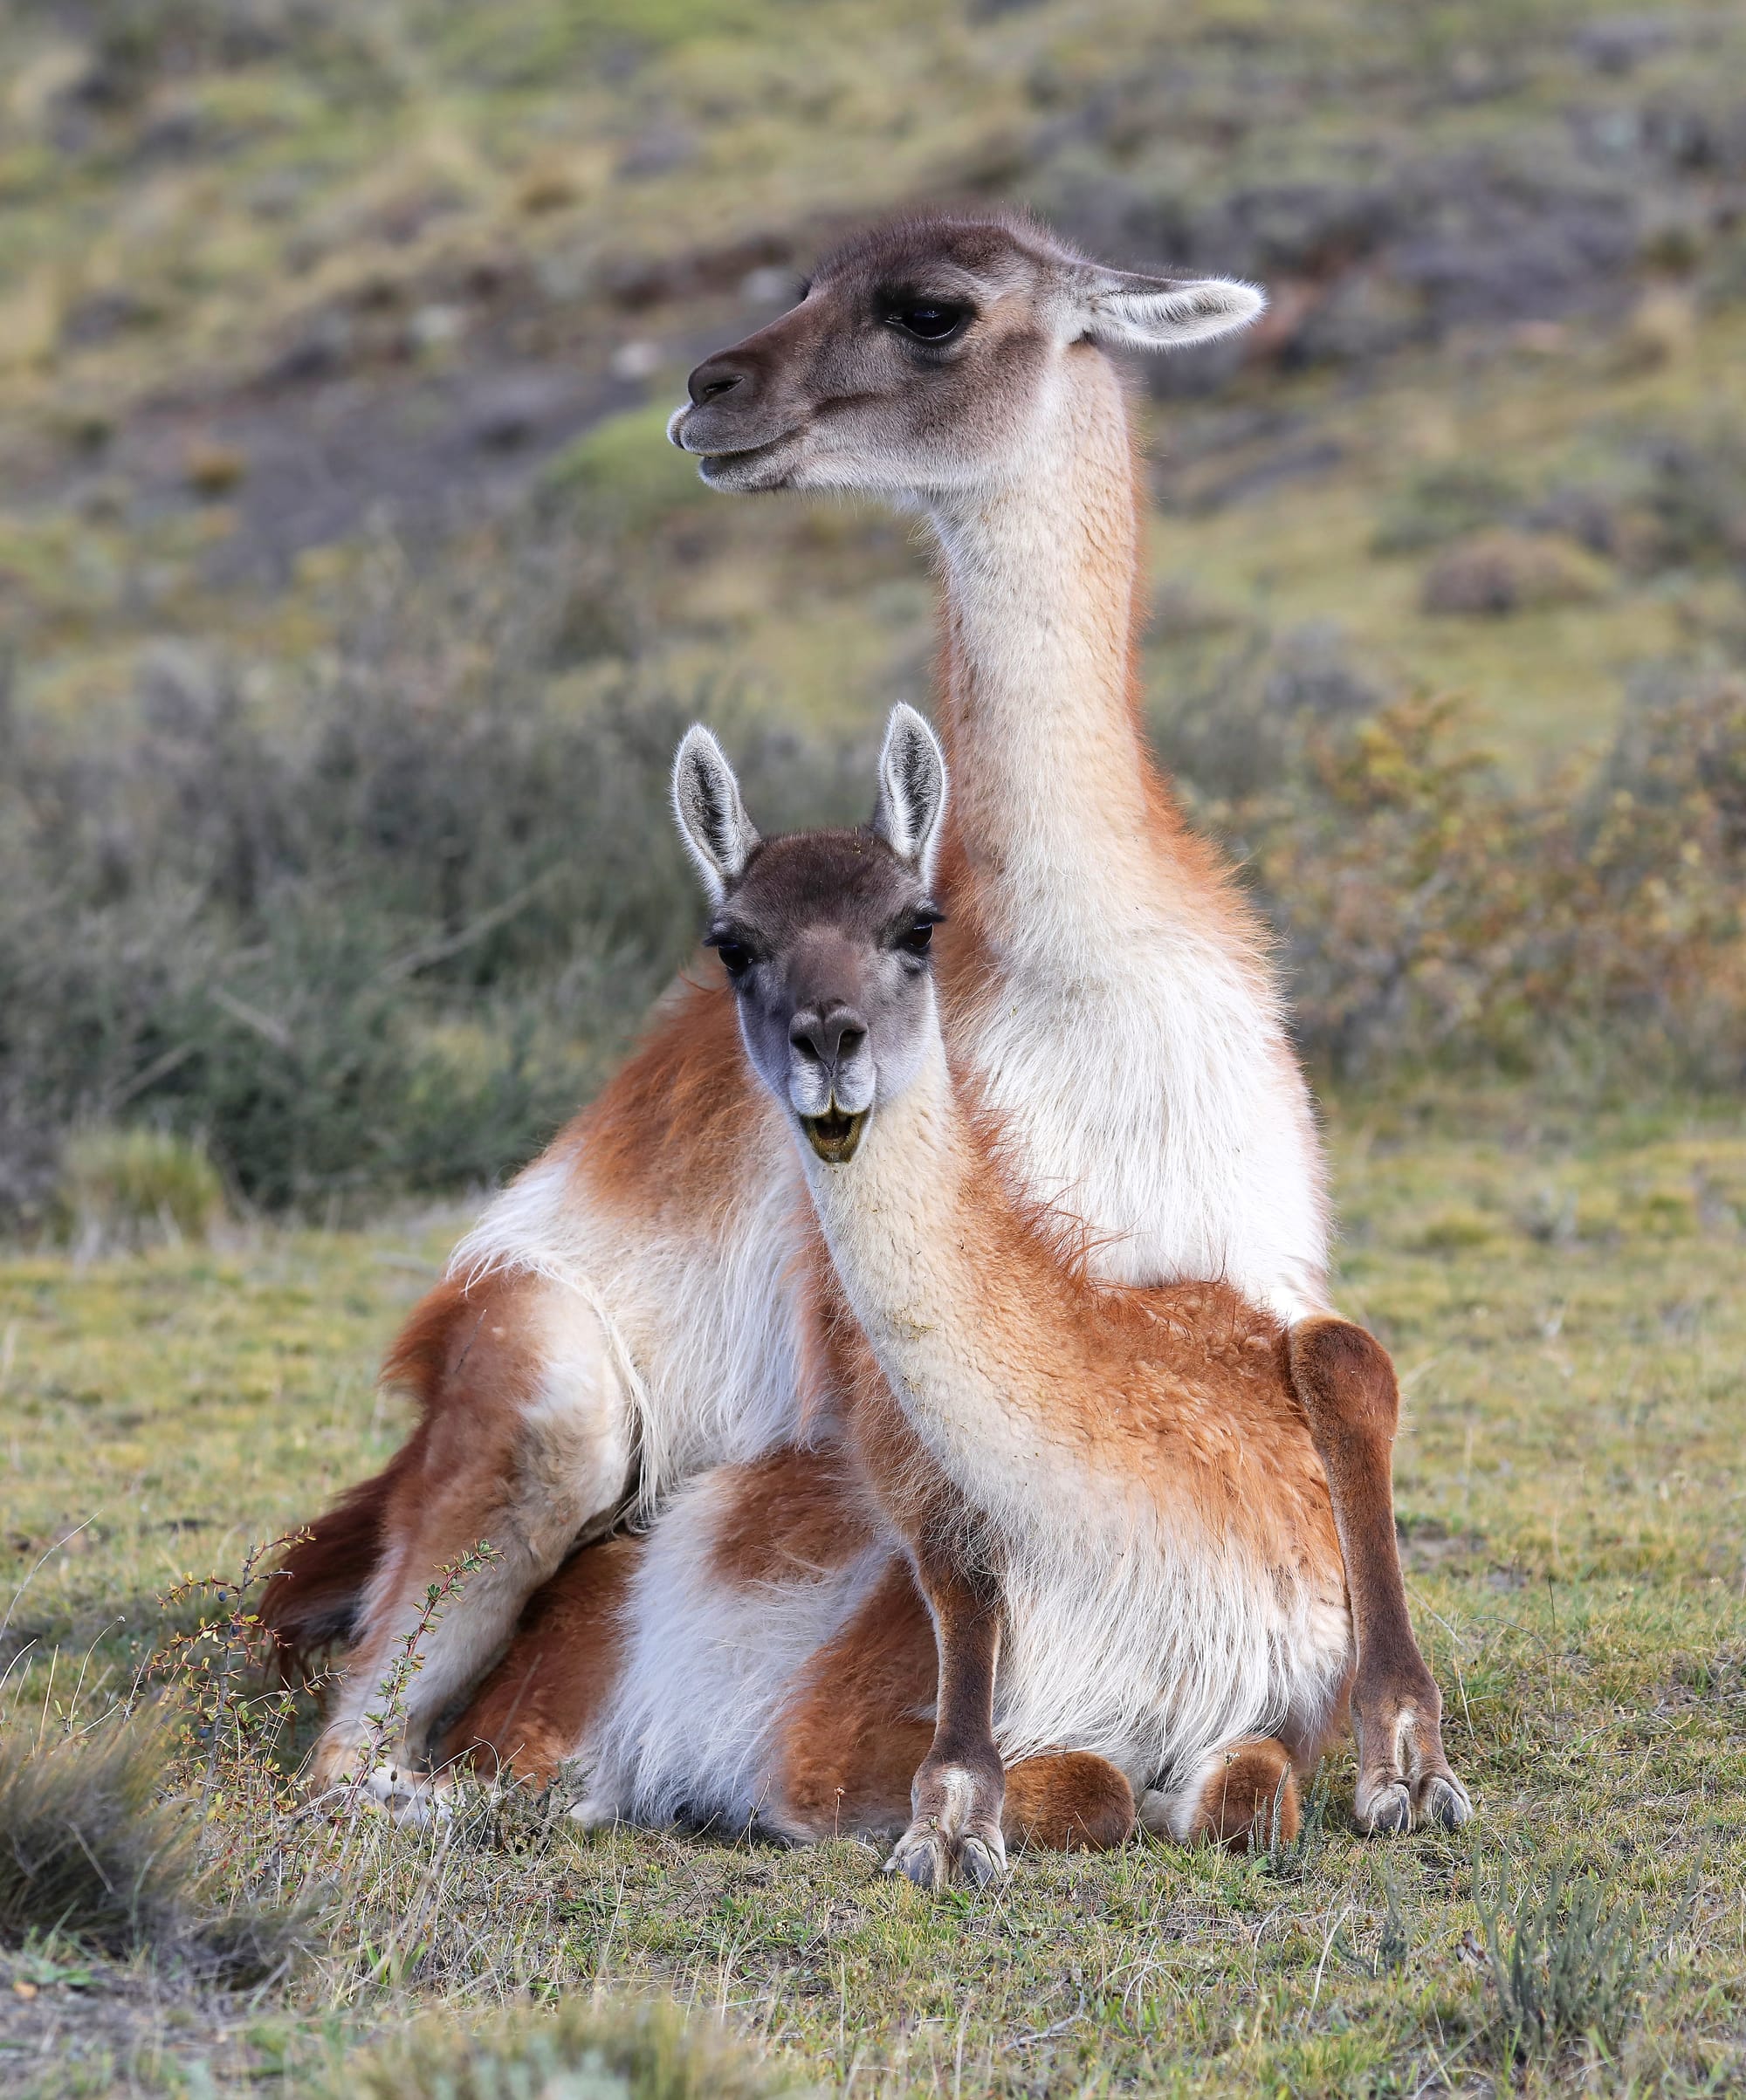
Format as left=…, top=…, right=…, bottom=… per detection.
left=0, top=1711, right=303, bottom=1980
left=343, top=1994, right=807, bottom=2100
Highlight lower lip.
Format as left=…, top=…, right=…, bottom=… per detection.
left=801, top=1109, right=867, bottom=1163
left=695, top=435, right=794, bottom=481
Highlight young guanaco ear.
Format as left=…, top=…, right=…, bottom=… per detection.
left=672, top=725, right=760, bottom=903
left=873, top=703, right=948, bottom=885
left=1068, top=267, right=1264, bottom=350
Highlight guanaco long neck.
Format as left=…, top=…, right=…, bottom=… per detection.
left=921, top=344, right=1331, bottom=1319
left=927, top=347, right=1177, bottom=944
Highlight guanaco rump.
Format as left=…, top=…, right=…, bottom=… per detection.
left=443, top=711, right=1386, bottom=1882
left=265, top=211, right=1466, bottom=1839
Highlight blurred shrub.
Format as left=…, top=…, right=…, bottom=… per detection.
left=3, top=553, right=1740, bottom=1232
left=0, top=539, right=863, bottom=1227
left=1241, top=672, right=1746, bottom=1083
left=58, top=0, right=386, bottom=106
left=1419, top=530, right=1610, bottom=615
left=340, top=1995, right=804, bottom=2100
left=52, top=1124, right=226, bottom=1253
left=1371, top=464, right=1523, bottom=556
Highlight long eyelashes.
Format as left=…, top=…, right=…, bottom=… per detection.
left=705, top=932, right=754, bottom=979
left=880, top=298, right=973, bottom=344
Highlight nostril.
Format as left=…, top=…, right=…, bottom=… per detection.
left=835, top=1025, right=866, bottom=1062
left=790, top=1016, right=825, bottom=1064
left=690, top=367, right=744, bottom=406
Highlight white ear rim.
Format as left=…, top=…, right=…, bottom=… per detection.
left=672, top=724, right=760, bottom=904
left=874, top=703, right=948, bottom=887
left=1078, top=272, right=1266, bottom=350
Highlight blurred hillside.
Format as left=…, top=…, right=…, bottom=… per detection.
left=2, top=0, right=1744, bottom=1221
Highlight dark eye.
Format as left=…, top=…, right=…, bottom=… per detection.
left=885, top=301, right=971, bottom=344
left=711, top=938, right=753, bottom=980
left=897, top=919, right=935, bottom=957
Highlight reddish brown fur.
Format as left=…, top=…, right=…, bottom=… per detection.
left=1289, top=1319, right=1452, bottom=1821
left=770, top=1554, right=940, bottom=1841
left=261, top=1273, right=481, bottom=1673
left=440, top=1534, right=640, bottom=1785
left=705, top=1443, right=878, bottom=1589
left=1003, top=1753, right=1136, bottom=1854
left=764, top=1511, right=1134, bottom=1860
left=569, top=976, right=766, bottom=1223
left=1189, top=1737, right=1300, bottom=1850
left=259, top=1441, right=418, bottom=1673
left=278, top=212, right=1456, bottom=1843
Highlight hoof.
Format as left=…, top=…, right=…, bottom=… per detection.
left=1354, top=1705, right=1474, bottom=1836
left=1354, top=1777, right=1413, bottom=1836
left=1422, top=1771, right=1474, bottom=1830
left=956, top=1831, right=1006, bottom=1888
left=358, top=1760, right=451, bottom=1828
left=886, top=1823, right=950, bottom=1891
left=885, top=1818, right=1007, bottom=1891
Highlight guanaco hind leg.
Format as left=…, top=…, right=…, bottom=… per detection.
left=1289, top=1318, right=1471, bottom=1834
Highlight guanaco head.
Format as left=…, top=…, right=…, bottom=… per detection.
left=668, top=209, right=1262, bottom=498
left=672, top=707, right=947, bottom=1163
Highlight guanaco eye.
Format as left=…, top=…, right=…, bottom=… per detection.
left=885, top=301, right=971, bottom=344
left=897, top=919, right=936, bottom=957
left=710, top=937, right=753, bottom=980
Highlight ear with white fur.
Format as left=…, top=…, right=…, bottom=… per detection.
left=1070, top=268, right=1265, bottom=350
left=873, top=703, right=948, bottom=886
left=672, top=725, right=760, bottom=903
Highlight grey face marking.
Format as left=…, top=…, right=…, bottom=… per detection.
left=707, top=829, right=941, bottom=1163
left=672, top=707, right=949, bottom=1164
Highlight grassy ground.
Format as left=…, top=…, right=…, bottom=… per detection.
left=3, top=1091, right=1743, bottom=2095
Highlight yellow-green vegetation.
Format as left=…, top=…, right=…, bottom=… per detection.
left=2, top=1100, right=1742, bottom=2094
left=4, top=0, right=1746, bottom=1223
left=3, top=0, right=1745, bottom=751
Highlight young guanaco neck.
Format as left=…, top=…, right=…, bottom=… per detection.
left=796, top=1023, right=1080, bottom=1487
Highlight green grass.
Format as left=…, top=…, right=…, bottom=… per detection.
left=3, top=1095, right=1743, bottom=2094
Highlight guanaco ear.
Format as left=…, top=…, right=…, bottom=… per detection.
left=672, top=725, right=760, bottom=902
left=1069, top=267, right=1264, bottom=350
left=873, top=703, right=947, bottom=885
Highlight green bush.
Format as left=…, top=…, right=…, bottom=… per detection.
left=1479, top=1857, right=1643, bottom=2059
left=0, top=541, right=864, bottom=1226
left=52, top=1124, right=226, bottom=1251
left=1165, top=654, right=1746, bottom=1087
left=4, top=546, right=1742, bottom=1231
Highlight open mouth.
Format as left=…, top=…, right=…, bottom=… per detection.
left=800, top=1106, right=867, bottom=1163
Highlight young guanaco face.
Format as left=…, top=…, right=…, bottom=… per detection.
left=672, top=706, right=948, bottom=1163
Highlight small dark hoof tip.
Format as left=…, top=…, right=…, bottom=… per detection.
left=958, top=1835, right=1007, bottom=1888
left=1424, top=1775, right=1473, bottom=1829
left=1358, top=1782, right=1413, bottom=1836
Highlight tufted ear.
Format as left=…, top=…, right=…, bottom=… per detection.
left=672, top=725, right=760, bottom=902
left=1069, top=267, right=1264, bottom=351
left=873, top=703, right=948, bottom=886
